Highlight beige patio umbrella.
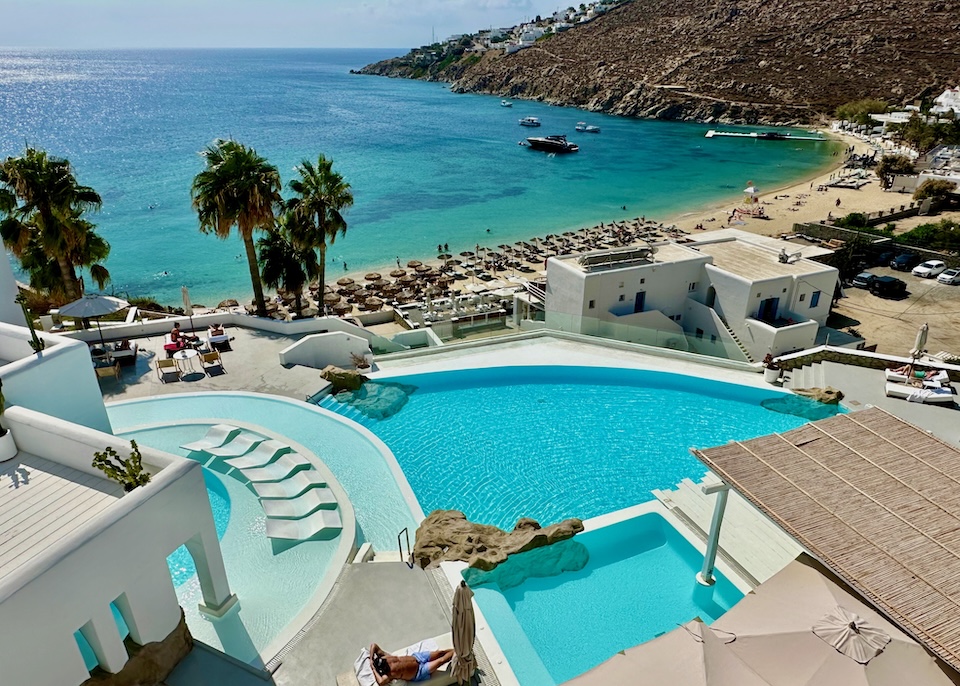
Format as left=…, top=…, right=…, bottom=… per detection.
left=451, top=581, right=476, bottom=685
left=910, top=321, right=929, bottom=360
left=567, top=619, right=769, bottom=686
left=711, top=555, right=958, bottom=685
left=336, top=276, right=355, bottom=286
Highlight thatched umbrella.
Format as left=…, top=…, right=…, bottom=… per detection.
left=364, top=296, right=384, bottom=311
left=390, top=268, right=406, bottom=278
left=399, top=273, right=417, bottom=284
left=383, top=282, right=402, bottom=294
left=364, top=272, right=381, bottom=281
left=333, top=302, right=352, bottom=315
left=342, top=282, right=362, bottom=292
left=407, top=259, right=422, bottom=268
left=397, top=290, right=416, bottom=303
left=337, top=276, right=355, bottom=286
left=438, top=252, right=452, bottom=260
left=323, top=292, right=341, bottom=305
left=415, top=263, right=431, bottom=273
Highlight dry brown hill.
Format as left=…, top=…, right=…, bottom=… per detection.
left=357, top=0, right=960, bottom=124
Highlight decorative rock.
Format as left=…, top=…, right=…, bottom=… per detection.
left=80, top=609, right=192, bottom=686
left=217, top=299, right=239, bottom=308
left=320, top=365, right=369, bottom=393
left=413, top=509, right=584, bottom=571
left=462, top=537, right=589, bottom=590
left=794, top=386, right=844, bottom=404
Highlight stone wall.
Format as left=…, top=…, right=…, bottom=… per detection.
left=778, top=348, right=960, bottom=383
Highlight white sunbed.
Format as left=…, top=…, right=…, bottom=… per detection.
left=252, top=471, right=328, bottom=499
left=222, top=440, right=292, bottom=470
left=885, top=368, right=950, bottom=385
left=238, top=453, right=312, bottom=482
left=266, top=509, right=343, bottom=541
left=180, top=424, right=241, bottom=452
left=204, top=432, right=267, bottom=458
left=885, top=382, right=957, bottom=404
left=260, top=487, right=337, bottom=519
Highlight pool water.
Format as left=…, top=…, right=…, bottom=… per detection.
left=368, top=366, right=836, bottom=529
left=166, top=469, right=230, bottom=587
left=471, top=512, right=744, bottom=685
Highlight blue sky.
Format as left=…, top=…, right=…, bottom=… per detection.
left=3, top=0, right=567, bottom=49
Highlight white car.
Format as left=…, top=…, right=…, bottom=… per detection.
left=938, top=267, right=960, bottom=285
left=912, top=260, right=947, bottom=278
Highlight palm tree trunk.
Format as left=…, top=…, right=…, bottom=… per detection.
left=294, top=292, right=302, bottom=317
left=243, top=234, right=267, bottom=317
left=318, top=243, right=327, bottom=301
left=56, top=255, right=79, bottom=301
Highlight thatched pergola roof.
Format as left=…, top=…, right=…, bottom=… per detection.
left=693, top=406, right=960, bottom=672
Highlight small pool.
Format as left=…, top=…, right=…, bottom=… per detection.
left=470, top=512, right=744, bottom=685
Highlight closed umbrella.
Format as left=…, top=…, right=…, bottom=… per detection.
left=181, top=285, right=196, bottom=334
left=58, top=294, right=130, bottom=349
left=910, top=322, right=929, bottom=360
left=451, top=581, right=476, bottom=685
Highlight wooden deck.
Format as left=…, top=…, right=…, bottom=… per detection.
left=653, top=473, right=803, bottom=588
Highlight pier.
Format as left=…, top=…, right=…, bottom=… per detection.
left=705, top=129, right=826, bottom=141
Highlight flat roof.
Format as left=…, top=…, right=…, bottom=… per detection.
left=554, top=241, right=703, bottom=272
left=686, top=228, right=835, bottom=259
left=693, top=407, right=960, bottom=672
left=693, top=238, right=832, bottom=279
left=0, top=453, right=122, bottom=582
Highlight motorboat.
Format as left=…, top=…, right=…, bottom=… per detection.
left=519, top=116, right=541, bottom=127
left=501, top=100, right=513, bottom=107
left=525, top=134, right=579, bottom=153
left=575, top=122, right=601, bottom=133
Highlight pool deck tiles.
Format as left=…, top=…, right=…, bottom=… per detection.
left=652, top=473, right=803, bottom=587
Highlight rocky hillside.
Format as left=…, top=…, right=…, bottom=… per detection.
left=357, top=0, right=960, bottom=124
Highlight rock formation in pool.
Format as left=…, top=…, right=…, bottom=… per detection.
left=413, top=509, right=584, bottom=571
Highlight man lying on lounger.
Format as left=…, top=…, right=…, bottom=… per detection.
left=369, top=643, right=454, bottom=684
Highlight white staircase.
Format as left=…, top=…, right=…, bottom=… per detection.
left=784, top=362, right=826, bottom=390
left=717, top=317, right=755, bottom=363
left=314, top=395, right=375, bottom=427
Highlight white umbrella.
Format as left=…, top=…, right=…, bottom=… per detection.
left=910, top=322, right=929, bottom=360
left=743, top=185, right=760, bottom=195
left=58, top=294, right=130, bottom=348
left=451, top=581, right=476, bottom=685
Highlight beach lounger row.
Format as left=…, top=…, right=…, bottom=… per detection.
left=179, top=425, right=343, bottom=541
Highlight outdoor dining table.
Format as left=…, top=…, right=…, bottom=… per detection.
left=172, top=348, right=200, bottom=374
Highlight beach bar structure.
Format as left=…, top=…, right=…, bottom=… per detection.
left=690, top=407, right=960, bottom=676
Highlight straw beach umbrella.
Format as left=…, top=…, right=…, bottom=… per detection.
left=390, top=268, right=406, bottom=278
left=337, top=276, right=355, bottom=286
left=407, top=259, right=422, bottom=268
left=364, top=272, right=381, bottom=281
left=451, top=581, right=476, bottom=685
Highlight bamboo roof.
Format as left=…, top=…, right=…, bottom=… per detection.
left=693, top=406, right=960, bottom=672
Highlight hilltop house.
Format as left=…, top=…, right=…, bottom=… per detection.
left=932, top=87, right=960, bottom=115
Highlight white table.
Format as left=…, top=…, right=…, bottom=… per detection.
left=172, top=348, right=199, bottom=374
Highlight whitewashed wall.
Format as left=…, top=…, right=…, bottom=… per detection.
left=0, top=253, right=25, bottom=327
left=278, top=331, right=371, bottom=369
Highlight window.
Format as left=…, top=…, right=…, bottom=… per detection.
left=799, top=293, right=806, bottom=302
left=695, top=328, right=704, bottom=339
left=670, top=314, right=682, bottom=322
left=810, top=291, right=821, bottom=308
left=640, top=278, right=645, bottom=284
left=618, top=281, right=624, bottom=288
left=710, top=334, right=718, bottom=343
left=588, top=300, right=596, bottom=309
left=688, top=282, right=697, bottom=292
left=618, top=294, right=625, bottom=302
left=782, top=287, right=787, bottom=293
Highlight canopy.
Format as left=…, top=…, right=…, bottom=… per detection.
left=58, top=294, right=130, bottom=319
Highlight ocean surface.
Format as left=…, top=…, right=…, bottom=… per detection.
left=0, top=48, right=841, bottom=306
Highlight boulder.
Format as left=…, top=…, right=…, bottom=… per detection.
left=413, top=509, right=584, bottom=571
left=80, top=609, right=192, bottom=686
left=794, top=386, right=844, bottom=404
left=217, top=299, right=239, bottom=308
left=320, top=365, right=369, bottom=393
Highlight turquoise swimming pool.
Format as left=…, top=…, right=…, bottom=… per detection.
left=470, top=512, right=744, bottom=685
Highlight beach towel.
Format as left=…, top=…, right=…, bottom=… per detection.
left=354, top=637, right=440, bottom=686
left=907, top=388, right=931, bottom=403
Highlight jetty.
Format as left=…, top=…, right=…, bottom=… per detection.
left=705, top=129, right=825, bottom=141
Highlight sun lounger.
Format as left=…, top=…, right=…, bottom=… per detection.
left=222, top=440, right=292, bottom=469
left=260, top=487, right=337, bottom=519
left=885, top=382, right=956, bottom=404
left=238, top=453, right=312, bottom=482
left=885, top=368, right=950, bottom=385
left=180, top=424, right=241, bottom=452
left=339, top=634, right=456, bottom=686
left=204, top=432, right=267, bottom=458
left=265, top=509, right=342, bottom=541
left=252, top=471, right=328, bottom=499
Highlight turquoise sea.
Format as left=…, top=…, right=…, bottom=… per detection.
left=0, top=48, right=840, bottom=306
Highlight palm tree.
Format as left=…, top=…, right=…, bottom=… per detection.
left=286, top=154, right=353, bottom=299
left=0, top=148, right=104, bottom=300
left=258, top=212, right=320, bottom=317
left=192, top=139, right=281, bottom=317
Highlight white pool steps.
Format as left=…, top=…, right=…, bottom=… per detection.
left=265, top=509, right=343, bottom=541
left=180, top=424, right=241, bottom=452
left=261, top=487, right=337, bottom=519
left=252, top=471, right=328, bottom=499
left=222, top=440, right=292, bottom=469
left=204, top=432, right=266, bottom=458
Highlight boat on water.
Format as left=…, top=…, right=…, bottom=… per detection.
left=575, top=122, right=601, bottom=133
left=705, top=129, right=825, bottom=141
left=525, top=134, right=579, bottom=153
left=501, top=100, right=513, bottom=107
left=519, top=116, right=541, bottom=127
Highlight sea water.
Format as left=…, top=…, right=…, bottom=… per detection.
left=0, top=48, right=840, bottom=305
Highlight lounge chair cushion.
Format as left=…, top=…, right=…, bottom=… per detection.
left=885, top=368, right=950, bottom=384
left=884, top=382, right=957, bottom=404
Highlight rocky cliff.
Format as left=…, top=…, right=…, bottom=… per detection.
left=357, top=0, right=960, bottom=124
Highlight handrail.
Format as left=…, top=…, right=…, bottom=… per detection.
left=397, top=527, right=413, bottom=569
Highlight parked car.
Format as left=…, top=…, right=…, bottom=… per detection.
left=890, top=253, right=921, bottom=271
left=869, top=275, right=907, bottom=298
left=875, top=250, right=896, bottom=267
left=852, top=272, right=877, bottom=288
left=938, top=267, right=960, bottom=285
left=912, top=260, right=947, bottom=278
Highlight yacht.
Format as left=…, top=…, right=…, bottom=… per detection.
left=519, top=116, right=541, bottom=127
left=501, top=100, right=513, bottom=107
left=525, top=134, right=579, bottom=153
left=575, top=122, right=601, bottom=133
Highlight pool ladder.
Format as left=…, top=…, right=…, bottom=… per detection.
left=397, top=527, right=414, bottom=569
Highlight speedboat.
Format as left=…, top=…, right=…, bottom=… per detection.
left=519, top=116, right=541, bottom=127
left=501, top=100, right=513, bottom=107
left=525, top=134, right=579, bottom=153
left=575, top=122, right=601, bottom=133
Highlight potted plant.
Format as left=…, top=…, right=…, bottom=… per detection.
left=350, top=351, right=372, bottom=372
left=92, top=440, right=151, bottom=492
left=762, top=354, right=781, bottom=383
left=0, top=379, right=17, bottom=462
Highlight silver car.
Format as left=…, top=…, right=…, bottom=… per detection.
left=937, top=267, right=960, bottom=285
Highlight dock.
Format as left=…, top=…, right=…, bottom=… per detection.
left=705, top=129, right=826, bottom=141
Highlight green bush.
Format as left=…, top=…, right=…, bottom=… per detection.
left=835, top=212, right=869, bottom=229
left=914, top=179, right=958, bottom=201
left=835, top=99, right=888, bottom=126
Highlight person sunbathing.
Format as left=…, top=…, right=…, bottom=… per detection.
left=171, top=322, right=199, bottom=348
left=891, top=364, right=941, bottom=380
left=208, top=323, right=225, bottom=337
left=369, top=643, right=454, bottom=684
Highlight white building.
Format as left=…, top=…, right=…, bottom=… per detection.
left=539, top=231, right=839, bottom=361
left=932, top=87, right=960, bottom=115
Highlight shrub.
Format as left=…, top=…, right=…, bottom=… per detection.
left=92, top=440, right=151, bottom=492
left=913, top=179, right=957, bottom=201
